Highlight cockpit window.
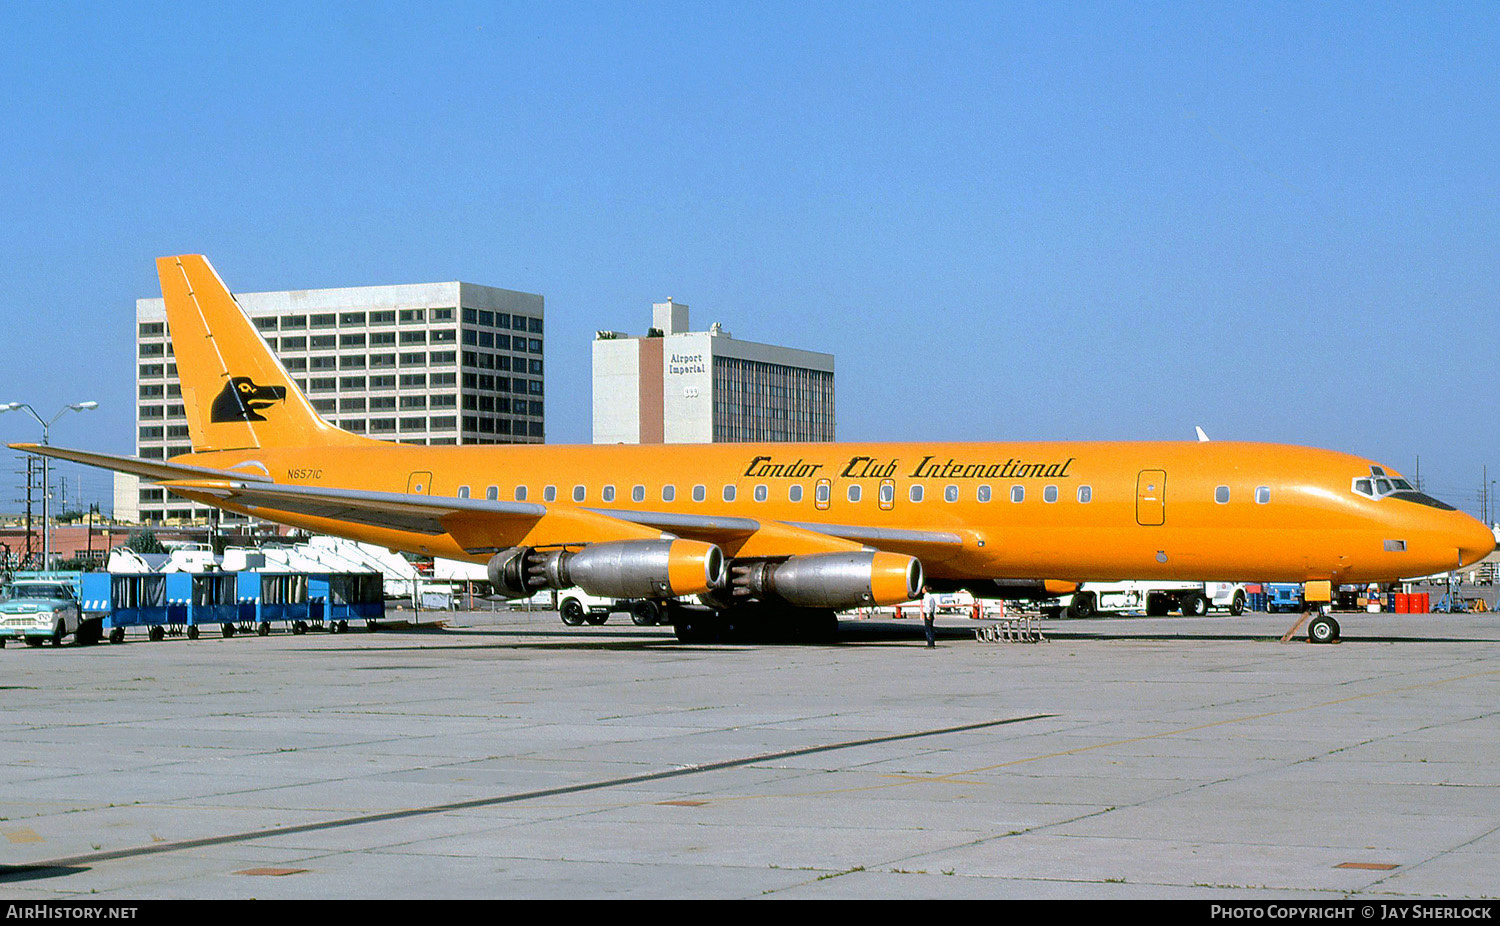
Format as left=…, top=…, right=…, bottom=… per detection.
left=1353, top=467, right=1452, bottom=508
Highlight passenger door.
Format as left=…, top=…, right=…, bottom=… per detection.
left=1136, top=470, right=1166, bottom=526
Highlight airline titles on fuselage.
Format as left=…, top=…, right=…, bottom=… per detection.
left=744, top=455, right=1077, bottom=480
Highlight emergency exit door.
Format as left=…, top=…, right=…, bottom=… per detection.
left=1136, top=470, right=1166, bottom=526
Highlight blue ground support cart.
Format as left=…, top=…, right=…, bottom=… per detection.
left=237, top=572, right=312, bottom=635
left=94, top=573, right=173, bottom=642
left=186, top=572, right=240, bottom=639
left=310, top=572, right=385, bottom=633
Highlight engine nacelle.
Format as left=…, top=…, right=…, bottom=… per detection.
left=486, top=539, right=726, bottom=600
left=741, top=551, right=923, bottom=610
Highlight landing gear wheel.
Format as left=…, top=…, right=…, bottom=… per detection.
left=1180, top=592, right=1209, bottom=616
left=1308, top=614, right=1340, bottom=644
left=559, top=597, right=585, bottom=626
left=630, top=600, right=660, bottom=626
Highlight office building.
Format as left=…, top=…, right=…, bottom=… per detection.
left=592, top=299, right=834, bottom=444
left=122, top=279, right=544, bottom=523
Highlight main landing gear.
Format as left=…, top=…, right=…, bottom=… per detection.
left=670, top=602, right=840, bottom=645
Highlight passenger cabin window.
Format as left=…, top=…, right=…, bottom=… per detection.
left=573, top=486, right=586, bottom=502
left=910, top=485, right=924, bottom=503
left=790, top=485, right=804, bottom=503
left=879, top=482, right=895, bottom=505
left=977, top=485, right=991, bottom=503
left=1215, top=486, right=1230, bottom=504
left=1010, top=486, right=1025, bottom=503
left=486, top=486, right=498, bottom=501
left=944, top=485, right=958, bottom=503
left=848, top=485, right=861, bottom=503
left=458, top=485, right=470, bottom=499
left=754, top=485, right=768, bottom=502
left=1077, top=485, right=1093, bottom=503
left=1255, top=486, right=1271, bottom=504
left=815, top=483, right=831, bottom=505
left=662, top=485, right=676, bottom=502
left=632, top=485, right=645, bottom=503
left=516, top=486, right=528, bottom=501
left=543, top=486, right=556, bottom=502
left=692, top=485, right=706, bottom=502
left=1043, top=485, right=1058, bottom=503
left=723, top=485, right=736, bottom=502
left=602, top=485, right=616, bottom=502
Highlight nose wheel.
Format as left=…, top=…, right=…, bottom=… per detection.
left=1307, top=614, right=1340, bottom=644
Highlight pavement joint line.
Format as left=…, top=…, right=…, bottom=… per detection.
left=686, top=667, right=1500, bottom=807
left=0, top=713, right=1054, bottom=879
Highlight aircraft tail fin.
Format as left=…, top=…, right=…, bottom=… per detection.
left=157, top=255, right=370, bottom=452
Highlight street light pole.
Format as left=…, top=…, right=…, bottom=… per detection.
left=0, top=401, right=98, bottom=570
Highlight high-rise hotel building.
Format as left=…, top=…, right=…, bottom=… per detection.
left=592, top=299, right=834, bottom=444
left=119, top=279, right=544, bottom=523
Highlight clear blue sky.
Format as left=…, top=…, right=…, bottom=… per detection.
left=2, top=2, right=1497, bottom=516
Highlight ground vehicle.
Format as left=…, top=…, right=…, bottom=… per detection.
left=1264, top=583, right=1304, bottom=613
left=0, top=576, right=97, bottom=646
left=556, top=590, right=670, bottom=627
left=1049, top=581, right=1249, bottom=618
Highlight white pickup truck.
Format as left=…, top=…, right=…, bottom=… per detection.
left=0, top=577, right=92, bottom=646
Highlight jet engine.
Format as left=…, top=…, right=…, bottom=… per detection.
left=731, top=551, right=922, bottom=611
left=486, top=539, right=726, bottom=600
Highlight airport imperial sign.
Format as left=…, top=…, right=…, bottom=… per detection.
left=743, top=454, right=1077, bottom=480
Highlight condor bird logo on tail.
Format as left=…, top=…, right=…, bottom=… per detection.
left=211, top=377, right=287, bottom=423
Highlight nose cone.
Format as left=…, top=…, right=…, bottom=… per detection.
left=1456, top=514, right=1496, bottom=569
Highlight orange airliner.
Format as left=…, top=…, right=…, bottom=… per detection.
left=14, top=256, right=1494, bottom=642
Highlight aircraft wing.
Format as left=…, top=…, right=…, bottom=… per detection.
left=9, top=442, right=275, bottom=485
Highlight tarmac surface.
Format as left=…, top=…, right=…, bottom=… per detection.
left=1, top=606, right=1498, bottom=900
